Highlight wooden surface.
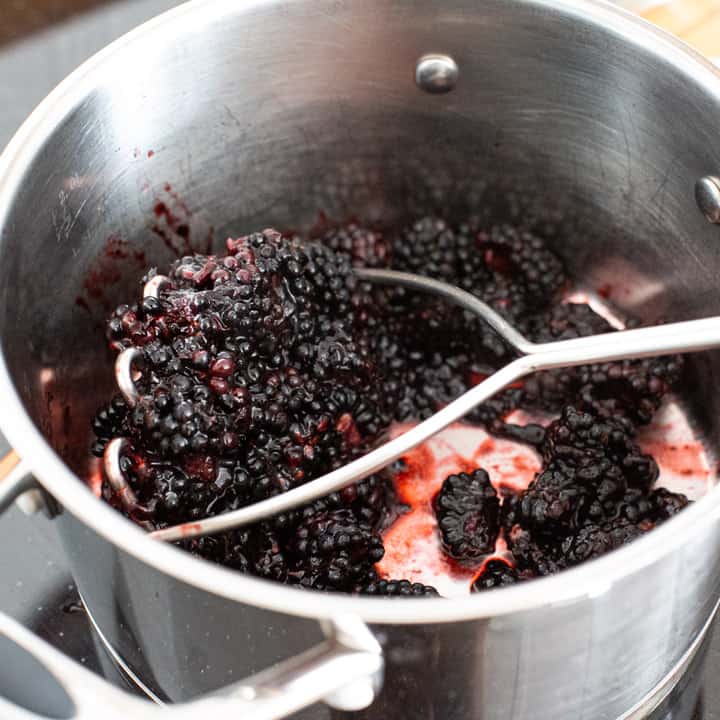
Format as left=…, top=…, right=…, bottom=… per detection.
left=0, top=0, right=113, bottom=47
left=0, top=450, right=20, bottom=483
left=641, top=0, right=720, bottom=57
left=0, top=0, right=718, bottom=53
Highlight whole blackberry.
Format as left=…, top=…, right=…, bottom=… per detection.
left=466, top=386, right=529, bottom=435
left=357, top=579, right=440, bottom=597
left=91, top=395, right=129, bottom=456
left=471, top=559, right=520, bottom=592
left=650, top=487, right=690, bottom=521
left=434, top=469, right=500, bottom=562
left=541, top=406, right=658, bottom=493
left=284, top=509, right=385, bottom=592
left=391, top=217, right=483, bottom=284
left=504, top=405, right=691, bottom=576
left=187, top=525, right=289, bottom=582
left=518, top=462, right=595, bottom=535
left=576, top=354, right=684, bottom=425
left=389, top=217, right=521, bottom=359
left=506, top=525, right=567, bottom=577
left=530, top=302, right=612, bottom=343
left=477, top=224, right=566, bottom=305
left=521, top=303, right=608, bottom=414
left=517, top=407, right=660, bottom=536
left=560, top=519, right=647, bottom=566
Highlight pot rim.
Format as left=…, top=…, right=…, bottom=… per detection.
left=1, top=0, right=719, bottom=625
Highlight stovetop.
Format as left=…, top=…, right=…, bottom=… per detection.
left=1, top=1, right=719, bottom=718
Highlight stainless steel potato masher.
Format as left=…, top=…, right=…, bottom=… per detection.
left=104, top=268, right=720, bottom=542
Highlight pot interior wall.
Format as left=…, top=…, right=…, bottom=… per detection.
left=2, top=0, right=720, bottom=476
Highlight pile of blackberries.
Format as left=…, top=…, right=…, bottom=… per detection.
left=93, top=218, right=689, bottom=595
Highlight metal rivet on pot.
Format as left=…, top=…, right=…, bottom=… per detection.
left=415, top=54, right=458, bottom=94
left=695, top=176, right=720, bottom=224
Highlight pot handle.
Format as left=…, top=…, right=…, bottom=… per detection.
left=0, top=609, right=383, bottom=720
left=0, top=449, right=383, bottom=718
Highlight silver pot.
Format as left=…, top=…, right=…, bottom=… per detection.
left=1, top=1, right=720, bottom=718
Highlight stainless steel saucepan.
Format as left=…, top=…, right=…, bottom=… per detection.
left=2, top=1, right=720, bottom=718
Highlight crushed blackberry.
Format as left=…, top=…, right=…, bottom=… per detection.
left=93, top=217, right=694, bottom=595
left=97, top=230, right=393, bottom=526
left=357, top=579, right=440, bottom=597
left=434, top=470, right=500, bottom=562
left=471, top=559, right=520, bottom=592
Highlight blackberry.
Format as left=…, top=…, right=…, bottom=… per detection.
left=96, top=229, right=395, bottom=531
left=560, top=519, right=647, bottom=566
left=357, top=579, right=440, bottom=597
left=476, top=224, right=566, bottom=305
left=322, top=224, right=391, bottom=268
left=185, top=525, right=290, bottom=581
left=650, top=487, right=690, bottom=521
left=518, top=463, right=595, bottom=535
left=541, top=406, right=658, bottom=493
left=389, top=217, right=520, bottom=359
left=284, top=509, right=384, bottom=592
left=575, top=355, right=684, bottom=425
left=530, top=302, right=612, bottom=343
left=505, top=404, right=691, bottom=575
left=609, top=488, right=655, bottom=524
left=433, top=470, right=500, bottom=562
left=506, top=525, right=567, bottom=577
left=90, top=395, right=129, bottom=455
left=471, top=559, right=520, bottom=592
left=466, top=384, right=524, bottom=426
left=392, top=217, right=482, bottom=285
left=517, top=407, right=659, bottom=536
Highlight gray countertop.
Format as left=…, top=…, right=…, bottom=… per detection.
left=0, top=0, right=180, bottom=150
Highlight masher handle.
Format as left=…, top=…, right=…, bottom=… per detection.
left=529, top=316, right=720, bottom=370
left=147, top=270, right=720, bottom=542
